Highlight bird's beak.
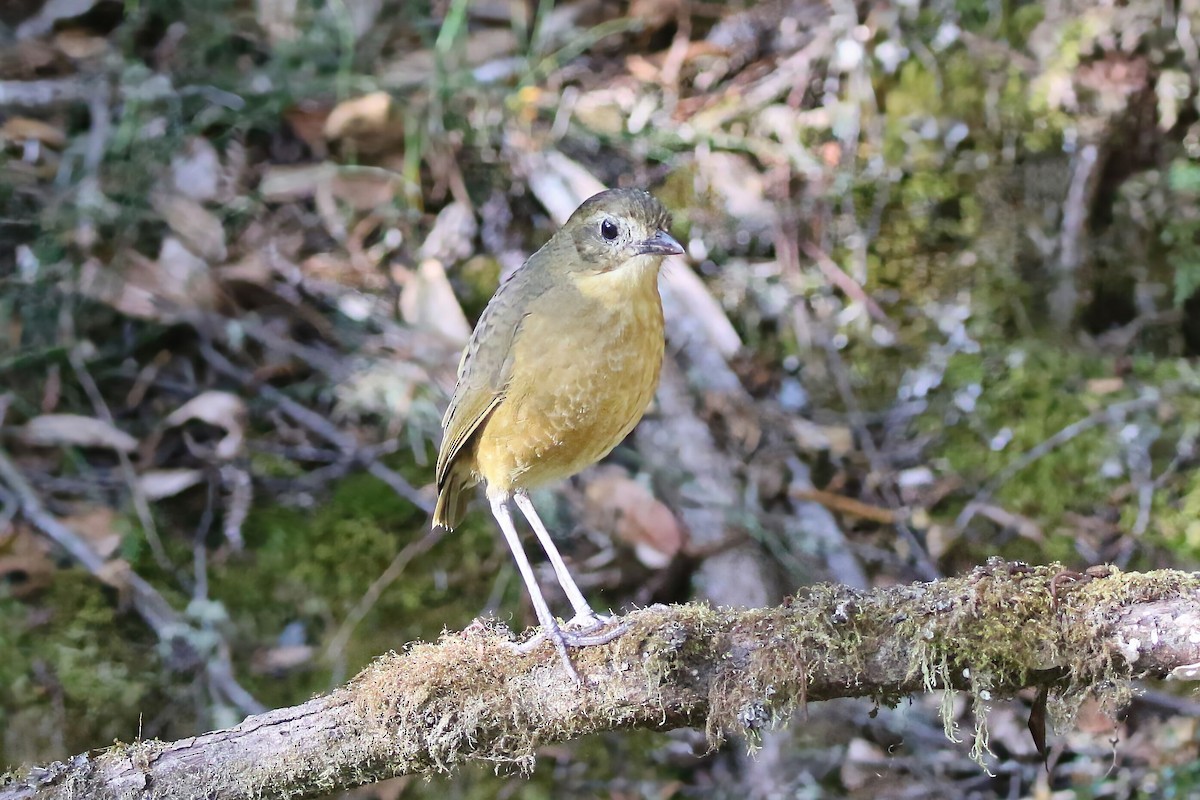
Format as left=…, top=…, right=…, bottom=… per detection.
left=637, top=230, right=684, bottom=257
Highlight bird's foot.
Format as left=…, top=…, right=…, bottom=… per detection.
left=512, top=614, right=629, bottom=682
left=558, top=610, right=628, bottom=645
left=565, top=610, right=619, bottom=634
left=515, top=617, right=627, bottom=653
left=563, top=620, right=629, bottom=646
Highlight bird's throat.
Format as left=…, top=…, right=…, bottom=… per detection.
left=573, top=255, right=664, bottom=305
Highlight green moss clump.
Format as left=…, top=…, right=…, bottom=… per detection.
left=0, top=572, right=170, bottom=767
left=453, top=255, right=504, bottom=319
left=930, top=346, right=1111, bottom=524
left=1164, top=159, right=1200, bottom=306
left=209, top=470, right=504, bottom=707
left=926, top=350, right=1199, bottom=564
left=1145, top=470, right=1200, bottom=558
left=1005, top=5, right=1046, bottom=48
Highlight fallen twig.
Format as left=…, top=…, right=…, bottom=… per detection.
left=789, top=486, right=898, bottom=525
left=800, top=241, right=895, bottom=331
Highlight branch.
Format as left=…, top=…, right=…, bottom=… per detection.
left=4, top=563, right=1199, bottom=800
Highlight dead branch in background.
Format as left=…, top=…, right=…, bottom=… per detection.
left=4, top=563, right=1198, bottom=800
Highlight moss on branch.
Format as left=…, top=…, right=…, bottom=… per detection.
left=5, top=562, right=1199, bottom=800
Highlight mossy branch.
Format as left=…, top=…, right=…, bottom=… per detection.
left=5, top=562, right=1199, bottom=800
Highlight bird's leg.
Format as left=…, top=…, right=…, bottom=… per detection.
left=513, top=492, right=624, bottom=639
left=489, top=493, right=581, bottom=681
left=512, top=492, right=596, bottom=622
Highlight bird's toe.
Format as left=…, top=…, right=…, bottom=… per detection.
left=560, top=621, right=628, bottom=647
left=565, top=611, right=618, bottom=633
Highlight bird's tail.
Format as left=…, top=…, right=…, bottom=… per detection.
left=432, top=465, right=474, bottom=530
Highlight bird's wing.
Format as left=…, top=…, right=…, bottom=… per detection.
left=435, top=268, right=541, bottom=487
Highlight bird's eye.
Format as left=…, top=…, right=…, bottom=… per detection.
left=600, top=219, right=619, bottom=241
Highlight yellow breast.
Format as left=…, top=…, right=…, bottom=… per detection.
left=473, top=259, right=665, bottom=493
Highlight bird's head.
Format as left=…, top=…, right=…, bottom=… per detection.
left=561, top=188, right=683, bottom=274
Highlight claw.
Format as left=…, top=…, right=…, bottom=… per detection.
left=511, top=617, right=629, bottom=681
left=565, top=611, right=617, bottom=633
left=564, top=620, right=628, bottom=646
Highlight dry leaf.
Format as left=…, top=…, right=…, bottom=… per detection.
left=21, top=413, right=139, bottom=452
left=329, top=170, right=400, bottom=211
left=256, top=0, right=299, bottom=45
left=839, top=738, right=887, bottom=791
left=169, top=137, right=222, bottom=202
left=152, top=192, right=228, bottom=263
left=418, top=202, right=477, bottom=264
left=573, top=90, right=631, bottom=136
left=0, top=39, right=61, bottom=79
left=924, top=524, right=956, bottom=561
left=520, top=148, right=607, bottom=224
left=216, top=252, right=274, bottom=287
left=78, top=249, right=218, bottom=322
left=53, top=28, right=109, bottom=60
left=138, top=468, right=205, bottom=501
left=251, top=644, right=315, bottom=674
left=790, top=418, right=854, bottom=457
left=161, top=243, right=214, bottom=311
left=258, top=163, right=334, bottom=202
left=164, top=391, right=247, bottom=460
left=334, top=358, right=428, bottom=421
left=261, top=164, right=402, bottom=243
left=584, top=466, right=684, bottom=568
left=159, top=236, right=219, bottom=302
left=300, top=252, right=360, bottom=285
left=399, top=259, right=472, bottom=344
left=323, top=92, right=404, bottom=157
left=0, top=117, right=66, bottom=149
left=95, top=558, right=133, bottom=592
left=380, top=28, right=517, bottom=89
left=0, top=524, right=55, bottom=598
left=1086, top=377, right=1125, bottom=396
left=61, top=506, right=121, bottom=559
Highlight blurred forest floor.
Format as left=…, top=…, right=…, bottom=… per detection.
left=2, top=0, right=1200, bottom=797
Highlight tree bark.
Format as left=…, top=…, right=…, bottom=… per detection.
left=4, top=562, right=1199, bottom=800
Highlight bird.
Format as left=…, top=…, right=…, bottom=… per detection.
left=433, top=187, right=683, bottom=678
